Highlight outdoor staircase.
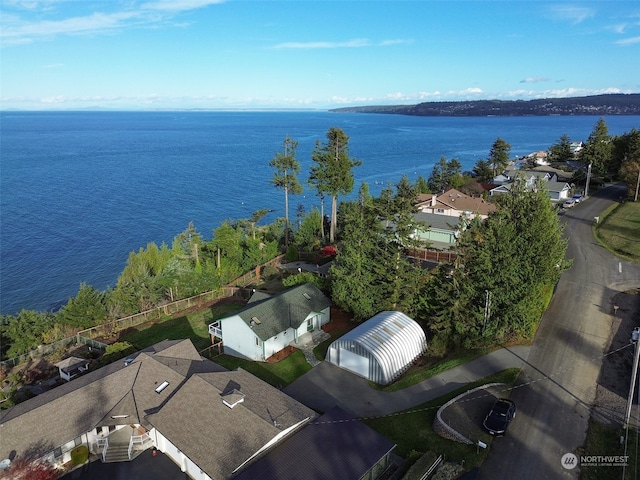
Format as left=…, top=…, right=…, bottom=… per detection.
left=103, top=444, right=131, bottom=463
left=98, top=429, right=154, bottom=463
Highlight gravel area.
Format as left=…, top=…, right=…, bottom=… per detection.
left=592, top=289, right=640, bottom=426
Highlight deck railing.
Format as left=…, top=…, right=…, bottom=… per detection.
left=128, top=433, right=151, bottom=459
left=96, top=437, right=109, bottom=462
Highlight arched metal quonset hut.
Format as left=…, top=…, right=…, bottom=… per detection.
left=326, top=311, right=427, bottom=385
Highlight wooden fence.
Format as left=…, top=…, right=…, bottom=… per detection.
left=1, top=254, right=288, bottom=367
left=0, top=335, right=108, bottom=369
left=406, top=248, right=457, bottom=264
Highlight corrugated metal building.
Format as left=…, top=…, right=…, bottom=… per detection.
left=326, top=311, right=427, bottom=385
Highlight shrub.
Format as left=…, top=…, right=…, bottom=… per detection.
left=285, top=245, right=299, bottom=262
left=100, top=341, right=136, bottom=366
left=70, top=445, right=89, bottom=465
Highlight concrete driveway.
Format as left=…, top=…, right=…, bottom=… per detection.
left=283, top=345, right=531, bottom=418
left=61, top=451, right=186, bottom=480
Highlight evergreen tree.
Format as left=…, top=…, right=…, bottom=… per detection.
left=614, top=128, right=640, bottom=197
left=473, top=159, right=494, bottom=183
left=548, top=133, right=574, bottom=162
left=580, top=118, right=613, bottom=175
left=58, top=283, right=108, bottom=329
left=332, top=176, right=427, bottom=320
left=414, top=175, right=430, bottom=194
left=426, top=178, right=569, bottom=351
left=309, top=127, right=361, bottom=243
left=270, top=136, right=303, bottom=247
left=488, top=137, right=511, bottom=177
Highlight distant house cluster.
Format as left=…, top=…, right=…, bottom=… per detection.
left=409, top=157, right=580, bottom=251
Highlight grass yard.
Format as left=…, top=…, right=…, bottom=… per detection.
left=579, top=419, right=637, bottom=480
left=595, top=201, right=640, bottom=262
left=212, top=351, right=311, bottom=388
left=119, top=302, right=243, bottom=352
left=374, top=348, right=494, bottom=392
left=363, top=368, right=520, bottom=470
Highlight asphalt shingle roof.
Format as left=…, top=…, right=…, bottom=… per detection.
left=231, top=283, right=331, bottom=341
left=0, top=340, right=224, bottom=460
left=234, top=406, right=396, bottom=480
left=147, top=368, right=316, bottom=479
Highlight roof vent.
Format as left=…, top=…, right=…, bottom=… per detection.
left=222, top=389, right=245, bottom=409
left=251, top=316, right=262, bottom=324
left=302, top=292, right=311, bottom=300
left=155, top=381, right=170, bottom=394
left=124, top=358, right=134, bottom=366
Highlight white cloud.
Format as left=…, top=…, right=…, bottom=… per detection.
left=274, top=39, right=370, bottom=49
left=616, top=36, right=640, bottom=46
left=140, top=0, right=225, bottom=12
left=0, top=0, right=225, bottom=46
left=548, top=5, right=595, bottom=25
left=272, top=38, right=410, bottom=49
left=520, top=77, right=550, bottom=84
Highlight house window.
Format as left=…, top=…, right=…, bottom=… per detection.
left=255, top=337, right=261, bottom=346
left=436, top=208, right=445, bottom=213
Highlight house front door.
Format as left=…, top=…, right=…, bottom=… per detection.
left=307, top=318, right=313, bottom=331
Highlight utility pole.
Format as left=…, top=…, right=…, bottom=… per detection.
left=482, top=290, right=491, bottom=335
left=634, top=165, right=640, bottom=202
left=584, top=162, right=592, bottom=198
left=623, top=328, right=640, bottom=479
left=625, top=328, right=640, bottom=427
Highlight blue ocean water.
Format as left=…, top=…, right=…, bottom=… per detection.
left=1, top=111, right=638, bottom=314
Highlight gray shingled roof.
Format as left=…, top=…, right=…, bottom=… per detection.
left=229, top=283, right=331, bottom=341
left=147, top=368, right=316, bottom=479
left=234, top=406, right=396, bottom=480
left=0, top=340, right=226, bottom=461
left=413, top=212, right=461, bottom=231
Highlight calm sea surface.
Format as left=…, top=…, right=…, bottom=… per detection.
left=1, top=111, right=639, bottom=314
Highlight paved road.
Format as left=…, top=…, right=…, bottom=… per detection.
left=478, top=184, right=640, bottom=480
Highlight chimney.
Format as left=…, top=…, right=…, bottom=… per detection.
left=431, top=194, right=437, bottom=207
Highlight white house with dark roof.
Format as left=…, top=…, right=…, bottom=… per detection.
left=54, top=356, right=90, bottom=381
left=209, top=283, right=331, bottom=361
left=0, top=339, right=318, bottom=480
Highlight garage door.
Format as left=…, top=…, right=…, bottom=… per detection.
left=339, top=348, right=369, bottom=378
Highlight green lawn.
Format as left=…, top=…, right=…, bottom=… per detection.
left=579, top=419, right=637, bottom=480
left=119, top=303, right=243, bottom=352
left=373, top=348, right=494, bottom=392
left=363, top=368, right=520, bottom=470
left=212, top=351, right=311, bottom=388
left=595, top=201, right=640, bottom=262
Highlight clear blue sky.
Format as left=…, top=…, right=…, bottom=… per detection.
left=1, top=0, right=639, bottom=110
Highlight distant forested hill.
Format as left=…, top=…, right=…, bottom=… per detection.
left=330, top=94, right=640, bottom=116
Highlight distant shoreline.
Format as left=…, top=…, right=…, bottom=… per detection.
left=330, top=93, right=640, bottom=117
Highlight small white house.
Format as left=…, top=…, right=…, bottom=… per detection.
left=326, top=311, right=427, bottom=385
left=54, top=356, right=90, bottom=381
left=209, top=283, right=332, bottom=361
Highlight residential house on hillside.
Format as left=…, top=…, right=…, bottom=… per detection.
left=209, top=283, right=331, bottom=361
left=0, top=339, right=319, bottom=480
left=409, top=212, right=462, bottom=250
left=489, top=170, right=571, bottom=202
left=416, top=188, right=496, bottom=220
